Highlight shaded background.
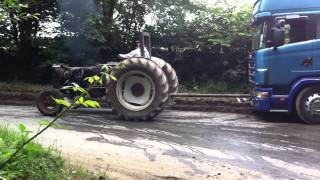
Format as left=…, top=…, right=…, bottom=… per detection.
left=0, top=0, right=253, bottom=93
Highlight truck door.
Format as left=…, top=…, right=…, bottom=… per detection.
left=311, top=15, right=320, bottom=76
left=269, top=17, right=314, bottom=86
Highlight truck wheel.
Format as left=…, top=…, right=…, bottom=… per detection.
left=162, top=62, right=178, bottom=94
left=109, top=58, right=169, bottom=121
left=296, top=85, right=320, bottom=124
left=36, top=89, right=63, bottom=116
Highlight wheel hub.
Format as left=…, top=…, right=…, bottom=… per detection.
left=131, top=83, right=145, bottom=97
left=43, top=96, right=55, bottom=109
left=116, top=71, right=155, bottom=111
left=305, top=93, right=320, bottom=116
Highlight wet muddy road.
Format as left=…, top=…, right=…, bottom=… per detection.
left=1, top=105, right=320, bottom=179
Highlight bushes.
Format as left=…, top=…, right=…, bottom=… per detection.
left=0, top=82, right=48, bottom=93
left=0, top=0, right=253, bottom=89
left=179, top=80, right=250, bottom=94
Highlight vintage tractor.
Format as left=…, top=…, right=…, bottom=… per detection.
left=36, top=32, right=178, bottom=120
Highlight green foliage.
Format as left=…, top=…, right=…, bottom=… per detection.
left=203, top=4, right=253, bottom=48
left=146, top=1, right=253, bottom=86
left=0, top=125, right=104, bottom=179
left=34, top=119, right=67, bottom=129
left=1, top=65, right=115, bottom=172
left=54, top=83, right=102, bottom=109
left=0, top=82, right=48, bottom=93
left=179, top=80, right=250, bottom=94
left=82, top=100, right=101, bottom=108
left=62, top=84, right=88, bottom=95
left=86, top=0, right=154, bottom=48
left=85, top=75, right=101, bottom=85
left=0, top=0, right=33, bottom=22
left=52, top=98, right=71, bottom=108
left=85, top=64, right=117, bottom=86
left=18, top=124, right=33, bottom=142
left=53, top=63, right=117, bottom=109
left=0, top=0, right=254, bottom=90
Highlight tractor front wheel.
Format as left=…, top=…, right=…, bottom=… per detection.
left=36, top=89, right=63, bottom=116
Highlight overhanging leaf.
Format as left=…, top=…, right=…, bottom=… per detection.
left=83, top=100, right=100, bottom=108
left=110, top=75, right=117, bottom=81
left=52, top=98, right=71, bottom=107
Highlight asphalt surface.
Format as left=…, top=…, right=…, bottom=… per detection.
left=1, top=105, right=320, bottom=179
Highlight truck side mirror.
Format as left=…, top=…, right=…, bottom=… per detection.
left=272, top=28, right=285, bottom=48
left=271, top=19, right=285, bottom=48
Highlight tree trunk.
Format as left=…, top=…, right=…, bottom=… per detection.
left=100, top=0, right=117, bottom=26
left=17, top=20, right=35, bottom=80
left=107, top=0, right=117, bottom=24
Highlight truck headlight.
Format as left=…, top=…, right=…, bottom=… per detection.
left=256, top=92, right=270, bottom=99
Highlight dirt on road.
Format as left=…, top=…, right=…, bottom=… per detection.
left=37, top=127, right=268, bottom=180
left=1, top=105, right=320, bottom=179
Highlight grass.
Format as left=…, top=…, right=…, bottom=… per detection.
left=179, top=81, right=250, bottom=94
left=0, top=125, right=106, bottom=180
left=0, top=82, right=48, bottom=93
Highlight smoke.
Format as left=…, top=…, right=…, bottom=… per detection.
left=57, top=0, right=98, bottom=66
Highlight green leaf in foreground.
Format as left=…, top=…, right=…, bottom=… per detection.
left=18, top=124, right=26, bottom=133
left=52, top=98, right=71, bottom=107
left=0, top=125, right=98, bottom=179
left=34, top=119, right=67, bottom=129
left=101, top=64, right=110, bottom=72
left=83, top=100, right=100, bottom=108
left=84, top=77, right=95, bottom=85
left=110, top=75, right=117, bottom=81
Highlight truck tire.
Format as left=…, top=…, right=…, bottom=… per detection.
left=109, top=58, right=169, bottom=121
left=36, top=89, right=63, bottom=116
left=162, top=62, right=178, bottom=94
left=296, top=85, right=320, bottom=124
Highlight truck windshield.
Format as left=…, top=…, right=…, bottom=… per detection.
left=252, top=23, right=265, bottom=50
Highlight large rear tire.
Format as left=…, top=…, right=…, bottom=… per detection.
left=162, top=62, right=178, bottom=94
left=296, top=85, right=320, bottom=124
left=36, top=89, right=63, bottom=116
left=109, top=58, right=169, bottom=121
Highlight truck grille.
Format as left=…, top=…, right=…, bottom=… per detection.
left=248, top=55, right=256, bottom=84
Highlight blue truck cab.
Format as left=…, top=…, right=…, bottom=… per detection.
left=251, top=0, right=320, bottom=123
